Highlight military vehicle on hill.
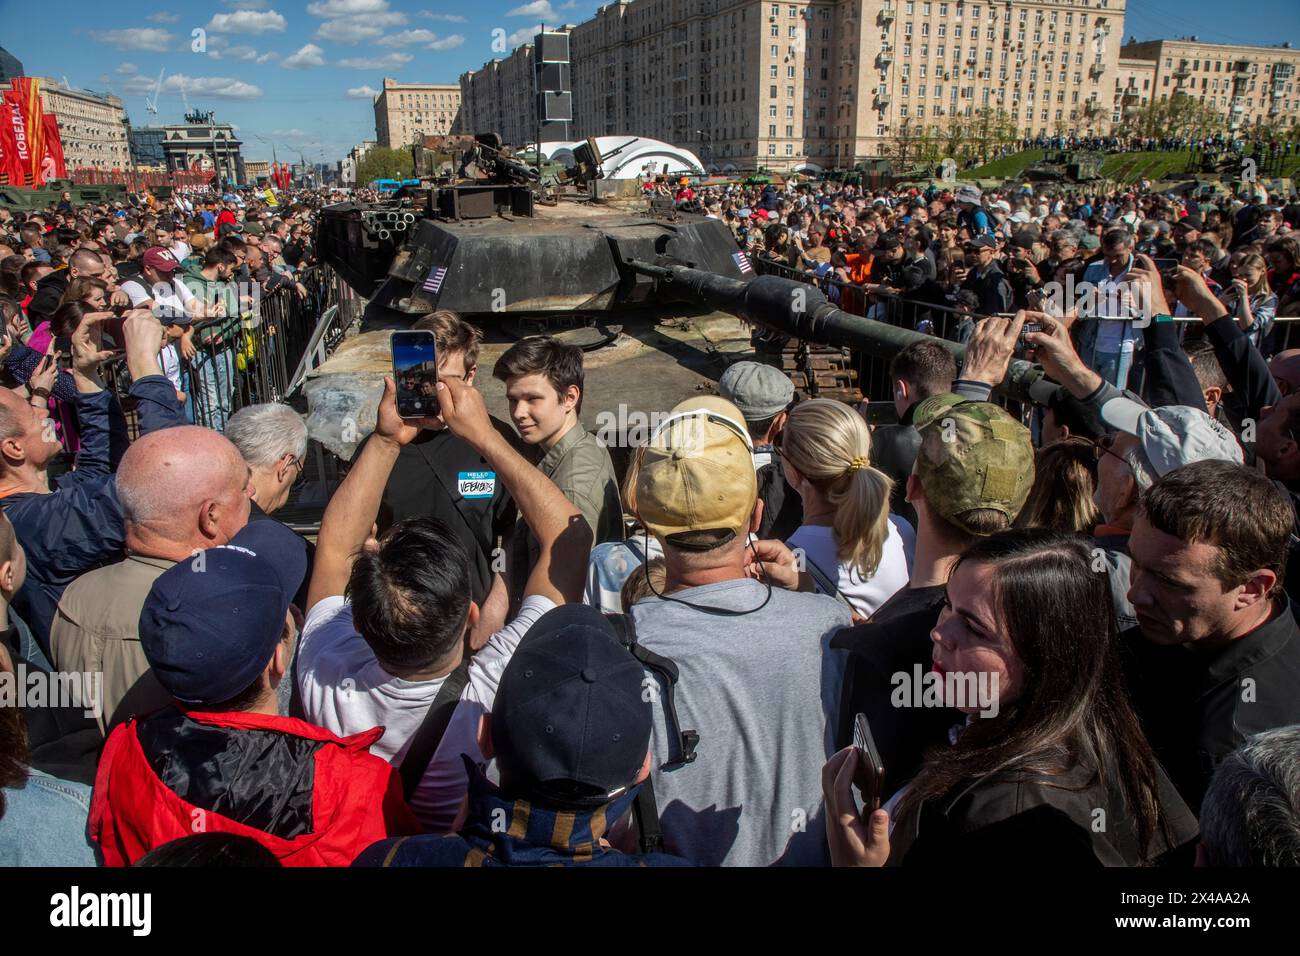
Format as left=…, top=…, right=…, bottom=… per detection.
left=1021, top=150, right=1105, bottom=184
left=0, top=177, right=127, bottom=211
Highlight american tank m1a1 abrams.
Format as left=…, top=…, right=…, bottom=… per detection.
left=307, top=133, right=1048, bottom=461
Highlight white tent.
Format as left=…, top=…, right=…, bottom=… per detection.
left=541, top=136, right=706, bottom=180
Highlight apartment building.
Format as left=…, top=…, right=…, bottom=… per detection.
left=459, top=44, right=540, bottom=147
left=374, top=78, right=462, bottom=148
left=1120, top=38, right=1300, bottom=132
left=466, top=0, right=1132, bottom=172
left=1112, top=55, right=1156, bottom=122
left=38, top=80, right=130, bottom=171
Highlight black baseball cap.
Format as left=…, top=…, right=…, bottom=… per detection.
left=965, top=235, right=998, bottom=250
left=491, top=604, right=651, bottom=809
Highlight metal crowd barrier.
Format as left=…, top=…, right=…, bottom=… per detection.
left=181, top=265, right=339, bottom=431
left=94, top=264, right=344, bottom=438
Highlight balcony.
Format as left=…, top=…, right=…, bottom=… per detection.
left=876, top=93, right=891, bottom=107
left=878, top=49, right=894, bottom=67
left=878, top=9, right=895, bottom=26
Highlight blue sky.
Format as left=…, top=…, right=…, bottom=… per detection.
left=4, top=0, right=1299, bottom=165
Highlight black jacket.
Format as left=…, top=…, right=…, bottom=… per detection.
left=870, top=404, right=921, bottom=529
left=960, top=263, right=1013, bottom=317
left=27, top=269, right=68, bottom=326
left=892, top=758, right=1199, bottom=867
left=754, top=451, right=802, bottom=540
left=1122, top=597, right=1300, bottom=813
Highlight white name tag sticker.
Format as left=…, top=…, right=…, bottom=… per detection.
left=458, top=471, right=496, bottom=499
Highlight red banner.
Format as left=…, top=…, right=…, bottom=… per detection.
left=1, top=92, right=32, bottom=186
left=9, top=77, right=46, bottom=187
left=40, top=113, right=66, bottom=180
left=0, top=95, right=16, bottom=186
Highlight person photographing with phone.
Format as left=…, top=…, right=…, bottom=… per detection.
left=0, top=309, right=187, bottom=657
left=822, top=529, right=1198, bottom=867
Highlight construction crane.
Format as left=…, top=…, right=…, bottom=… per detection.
left=145, top=69, right=164, bottom=115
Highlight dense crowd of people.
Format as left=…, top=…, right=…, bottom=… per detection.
left=0, top=165, right=1297, bottom=871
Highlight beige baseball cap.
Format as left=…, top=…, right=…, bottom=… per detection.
left=635, top=399, right=756, bottom=549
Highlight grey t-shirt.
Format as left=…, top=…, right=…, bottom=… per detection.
left=629, top=578, right=851, bottom=866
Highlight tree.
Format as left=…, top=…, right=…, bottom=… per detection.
left=355, top=147, right=415, bottom=185
left=1116, top=93, right=1227, bottom=142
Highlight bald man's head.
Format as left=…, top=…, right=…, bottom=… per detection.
left=117, top=426, right=253, bottom=558
left=68, top=248, right=105, bottom=279
left=1270, top=350, right=1300, bottom=397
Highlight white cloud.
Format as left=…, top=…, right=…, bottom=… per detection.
left=146, top=11, right=179, bottom=22
left=306, top=0, right=389, bottom=15
left=506, top=26, right=539, bottom=47
left=315, top=20, right=377, bottom=43
left=207, top=9, right=287, bottom=33
left=376, top=29, right=436, bottom=46
left=429, top=35, right=464, bottom=51
left=120, top=72, right=262, bottom=99
left=225, top=45, right=260, bottom=60
left=418, top=12, right=467, bottom=22
left=337, top=52, right=412, bottom=69
left=507, top=0, right=557, bottom=18
left=90, top=28, right=174, bottom=52
left=223, top=0, right=269, bottom=8
left=256, top=51, right=279, bottom=63
left=283, top=43, right=327, bottom=68
left=347, top=85, right=379, bottom=98
left=559, top=0, right=579, bottom=8
left=115, top=62, right=138, bottom=75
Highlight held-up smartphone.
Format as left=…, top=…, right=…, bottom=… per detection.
left=1151, top=257, right=1181, bottom=280
left=390, top=329, right=439, bottom=419
left=853, top=712, right=885, bottom=811
left=54, top=335, right=73, bottom=372
left=862, top=401, right=899, bottom=426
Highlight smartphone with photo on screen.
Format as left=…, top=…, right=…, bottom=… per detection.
left=391, top=329, right=439, bottom=419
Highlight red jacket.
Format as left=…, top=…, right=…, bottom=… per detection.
left=89, top=707, right=420, bottom=867
left=214, top=209, right=238, bottom=238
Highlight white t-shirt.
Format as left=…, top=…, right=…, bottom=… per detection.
left=786, top=515, right=916, bottom=619
left=121, top=276, right=197, bottom=323
left=297, top=593, right=557, bottom=833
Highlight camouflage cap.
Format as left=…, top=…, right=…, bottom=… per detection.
left=912, top=395, right=1035, bottom=534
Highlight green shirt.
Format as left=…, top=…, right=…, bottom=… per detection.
left=538, top=420, right=624, bottom=547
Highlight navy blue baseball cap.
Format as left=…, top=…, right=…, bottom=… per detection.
left=491, top=604, right=651, bottom=807
left=139, top=521, right=309, bottom=707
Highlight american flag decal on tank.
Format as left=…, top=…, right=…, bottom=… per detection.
left=423, top=266, right=448, bottom=294
left=732, top=252, right=753, bottom=274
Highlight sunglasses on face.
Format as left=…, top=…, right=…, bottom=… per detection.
left=1092, top=433, right=1129, bottom=467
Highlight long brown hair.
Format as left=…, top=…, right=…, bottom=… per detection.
left=894, top=529, right=1170, bottom=862
left=1014, top=438, right=1102, bottom=534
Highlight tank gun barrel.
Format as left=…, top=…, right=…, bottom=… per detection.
left=622, top=260, right=1053, bottom=405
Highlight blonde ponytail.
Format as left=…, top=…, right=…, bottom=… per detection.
left=782, top=399, right=894, bottom=578
left=832, top=464, right=893, bottom=578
